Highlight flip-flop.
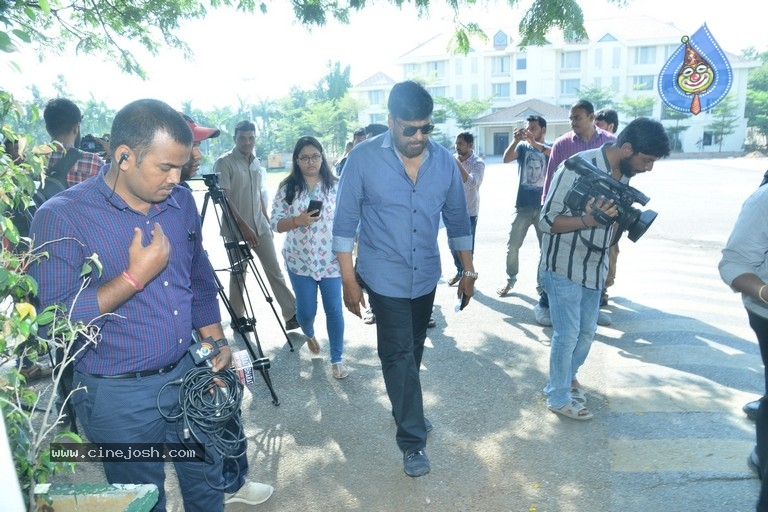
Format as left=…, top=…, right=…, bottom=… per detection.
left=496, top=284, right=513, bottom=297
left=548, top=399, right=593, bottom=421
left=571, top=387, right=588, bottom=403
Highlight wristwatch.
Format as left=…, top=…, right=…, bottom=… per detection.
left=461, top=270, right=479, bottom=279
left=214, top=338, right=229, bottom=348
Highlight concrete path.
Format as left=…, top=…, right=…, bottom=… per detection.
left=60, top=154, right=768, bottom=511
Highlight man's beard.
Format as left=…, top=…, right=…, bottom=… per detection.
left=395, top=138, right=427, bottom=159
left=619, top=157, right=636, bottom=178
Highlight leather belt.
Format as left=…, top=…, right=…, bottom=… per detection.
left=82, top=361, right=180, bottom=379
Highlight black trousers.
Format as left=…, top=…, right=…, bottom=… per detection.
left=749, top=311, right=768, bottom=511
left=368, top=286, right=436, bottom=454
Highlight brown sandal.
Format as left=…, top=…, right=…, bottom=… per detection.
left=496, top=284, right=513, bottom=297
left=306, top=336, right=321, bottom=355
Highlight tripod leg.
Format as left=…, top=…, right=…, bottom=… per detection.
left=243, top=255, right=294, bottom=351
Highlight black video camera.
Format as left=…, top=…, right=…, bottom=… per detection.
left=79, top=134, right=107, bottom=157
left=563, top=155, right=657, bottom=242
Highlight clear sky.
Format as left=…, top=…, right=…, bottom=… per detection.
left=2, top=0, right=765, bottom=111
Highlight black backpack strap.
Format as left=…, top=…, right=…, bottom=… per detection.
left=47, top=147, right=81, bottom=184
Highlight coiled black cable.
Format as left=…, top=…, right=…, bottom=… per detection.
left=158, top=366, right=246, bottom=490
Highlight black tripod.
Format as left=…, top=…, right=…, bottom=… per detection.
left=199, top=173, right=292, bottom=405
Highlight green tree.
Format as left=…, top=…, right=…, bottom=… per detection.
left=707, top=94, right=741, bottom=152
left=434, top=96, right=493, bottom=130
left=744, top=49, right=768, bottom=148
left=1, top=0, right=628, bottom=77
left=576, top=85, right=616, bottom=110
left=617, top=95, right=655, bottom=119
left=316, top=61, right=352, bottom=102
left=661, top=106, right=691, bottom=152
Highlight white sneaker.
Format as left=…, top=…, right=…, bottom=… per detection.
left=224, top=481, right=274, bottom=505
left=533, top=303, right=552, bottom=326
left=597, top=311, right=612, bottom=326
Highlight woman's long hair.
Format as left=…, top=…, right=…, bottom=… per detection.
left=279, top=136, right=338, bottom=205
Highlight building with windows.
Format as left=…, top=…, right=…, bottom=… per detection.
left=351, top=15, right=758, bottom=156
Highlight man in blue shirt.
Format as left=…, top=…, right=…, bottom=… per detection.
left=333, top=81, right=477, bottom=477
left=29, top=99, right=270, bottom=510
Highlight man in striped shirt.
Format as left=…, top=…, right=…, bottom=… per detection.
left=538, top=118, right=670, bottom=421
left=534, top=99, right=617, bottom=327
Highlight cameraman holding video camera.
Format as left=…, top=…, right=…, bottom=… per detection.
left=539, top=117, right=670, bottom=421
left=44, top=98, right=107, bottom=186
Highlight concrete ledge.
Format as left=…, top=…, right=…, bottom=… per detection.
left=36, top=483, right=158, bottom=512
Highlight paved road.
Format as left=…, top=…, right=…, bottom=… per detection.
left=61, top=154, right=768, bottom=511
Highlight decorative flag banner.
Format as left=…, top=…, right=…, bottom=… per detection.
left=658, top=23, right=732, bottom=115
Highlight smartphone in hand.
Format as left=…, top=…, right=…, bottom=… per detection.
left=454, top=292, right=470, bottom=312
left=308, top=199, right=323, bottom=218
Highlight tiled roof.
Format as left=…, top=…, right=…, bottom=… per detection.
left=473, top=99, right=570, bottom=124
left=355, top=72, right=397, bottom=88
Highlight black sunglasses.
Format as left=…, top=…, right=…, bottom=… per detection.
left=400, top=123, right=435, bottom=137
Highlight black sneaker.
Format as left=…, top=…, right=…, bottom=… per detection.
left=285, top=315, right=300, bottom=331
left=425, top=417, right=433, bottom=433
left=403, top=449, right=431, bottom=477
left=744, top=398, right=761, bottom=422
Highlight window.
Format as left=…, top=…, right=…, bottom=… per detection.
left=471, top=57, right=478, bottom=74
left=634, top=46, right=656, bottom=65
left=612, top=47, right=621, bottom=68
left=516, top=54, right=527, bottom=70
left=561, top=51, right=581, bottom=70
left=492, top=82, right=510, bottom=98
left=492, top=56, right=510, bottom=74
left=703, top=131, right=714, bottom=146
left=471, top=83, right=479, bottom=97
left=594, top=77, right=602, bottom=88
left=663, top=44, right=679, bottom=60
left=560, top=79, right=581, bottom=95
left=493, top=30, right=509, bottom=48
left=428, top=61, right=446, bottom=78
left=516, top=81, right=527, bottom=95
left=594, top=48, right=603, bottom=69
left=611, top=76, right=620, bottom=90
left=367, top=90, right=385, bottom=105
left=632, top=75, right=655, bottom=91
left=455, top=59, right=462, bottom=76
left=369, top=113, right=386, bottom=124
left=427, top=86, right=447, bottom=98
left=404, top=63, right=420, bottom=77
left=455, top=84, right=463, bottom=100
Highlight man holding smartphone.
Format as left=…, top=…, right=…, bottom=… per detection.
left=333, top=80, right=476, bottom=477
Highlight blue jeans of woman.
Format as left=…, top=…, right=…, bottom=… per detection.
left=541, top=270, right=601, bottom=408
left=287, top=270, right=344, bottom=363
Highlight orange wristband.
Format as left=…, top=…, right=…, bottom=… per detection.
left=122, top=271, right=144, bottom=291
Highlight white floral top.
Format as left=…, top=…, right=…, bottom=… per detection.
left=270, top=181, right=340, bottom=280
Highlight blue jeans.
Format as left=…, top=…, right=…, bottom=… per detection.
left=72, top=355, right=227, bottom=512
left=367, top=286, right=435, bottom=454
left=287, top=270, right=345, bottom=363
left=452, top=215, right=478, bottom=275
left=541, top=270, right=601, bottom=408
left=504, top=206, right=543, bottom=287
